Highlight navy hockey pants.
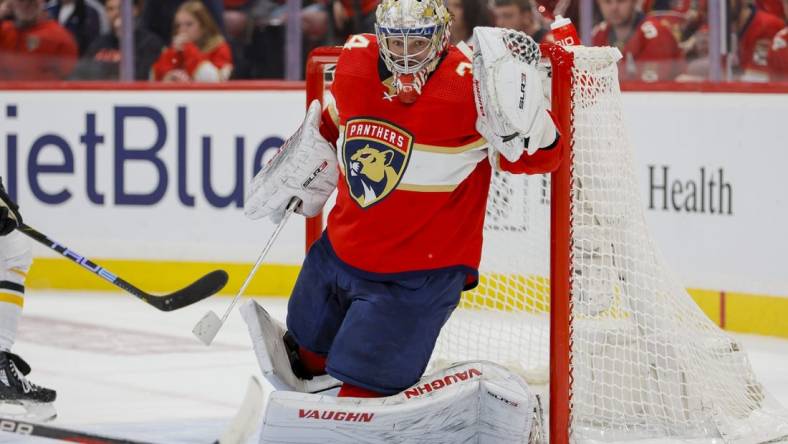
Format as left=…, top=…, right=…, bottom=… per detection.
left=286, top=234, right=465, bottom=395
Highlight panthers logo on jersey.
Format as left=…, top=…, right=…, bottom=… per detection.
left=342, top=118, right=414, bottom=208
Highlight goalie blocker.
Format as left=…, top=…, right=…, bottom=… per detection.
left=259, top=360, right=544, bottom=443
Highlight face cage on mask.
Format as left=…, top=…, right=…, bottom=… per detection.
left=376, top=25, right=445, bottom=75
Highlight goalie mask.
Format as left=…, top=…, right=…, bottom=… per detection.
left=375, top=0, right=451, bottom=103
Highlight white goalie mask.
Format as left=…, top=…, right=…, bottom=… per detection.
left=374, top=0, right=452, bottom=75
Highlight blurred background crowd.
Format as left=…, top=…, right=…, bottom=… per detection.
left=0, top=0, right=785, bottom=82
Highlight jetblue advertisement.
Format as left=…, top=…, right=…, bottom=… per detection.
left=1, top=88, right=786, bottom=296
left=0, top=90, right=307, bottom=264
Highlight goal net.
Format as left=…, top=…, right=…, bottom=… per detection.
left=305, top=44, right=788, bottom=443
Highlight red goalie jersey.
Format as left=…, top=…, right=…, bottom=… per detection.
left=318, top=34, right=563, bottom=289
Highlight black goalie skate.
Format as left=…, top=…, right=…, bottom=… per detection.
left=0, top=351, right=56, bottom=421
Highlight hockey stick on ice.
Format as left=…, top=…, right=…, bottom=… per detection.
left=0, top=376, right=264, bottom=444
left=17, top=223, right=228, bottom=312
left=0, top=417, right=149, bottom=443
left=193, top=197, right=301, bottom=345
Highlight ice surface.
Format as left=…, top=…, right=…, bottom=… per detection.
left=7, top=290, right=788, bottom=443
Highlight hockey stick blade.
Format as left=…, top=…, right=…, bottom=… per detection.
left=18, top=223, right=229, bottom=312
left=129, top=269, right=229, bottom=312
left=0, top=377, right=264, bottom=444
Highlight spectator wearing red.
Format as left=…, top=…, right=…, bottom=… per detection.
left=491, top=0, right=549, bottom=43
left=447, top=0, right=493, bottom=44
left=643, top=0, right=696, bottom=43
left=732, top=0, right=784, bottom=81
left=0, top=0, right=78, bottom=80
left=152, top=0, right=233, bottom=82
left=593, top=0, right=684, bottom=81
left=767, top=0, right=787, bottom=81
left=679, top=0, right=783, bottom=81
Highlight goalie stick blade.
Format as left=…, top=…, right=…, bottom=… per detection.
left=133, top=270, right=229, bottom=312
left=215, top=376, right=265, bottom=444
left=193, top=310, right=224, bottom=345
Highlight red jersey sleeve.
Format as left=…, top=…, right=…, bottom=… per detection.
left=319, top=103, right=340, bottom=147
left=180, top=42, right=210, bottom=75
left=206, top=42, right=233, bottom=72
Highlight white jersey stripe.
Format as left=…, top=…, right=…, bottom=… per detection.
left=336, top=126, right=489, bottom=190
left=413, top=137, right=487, bottom=153
left=400, top=147, right=487, bottom=188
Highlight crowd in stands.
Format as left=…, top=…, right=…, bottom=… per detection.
left=0, top=0, right=785, bottom=82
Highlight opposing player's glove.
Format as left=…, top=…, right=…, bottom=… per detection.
left=0, top=178, right=22, bottom=236
left=245, top=100, right=339, bottom=224
left=470, top=27, right=557, bottom=162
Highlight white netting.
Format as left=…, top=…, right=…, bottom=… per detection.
left=431, top=46, right=788, bottom=443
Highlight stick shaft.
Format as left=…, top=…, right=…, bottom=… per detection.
left=18, top=223, right=228, bottom=311
left=0, top=415, right=150, bottom=443
left=219, top=198, right=301, bottom=323
left=0, top=377, right=263, bottom=444
left=19, top=224, right=133, bottom=292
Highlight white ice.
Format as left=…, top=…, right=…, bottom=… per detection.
left=4, top=291, right=281, bottom=443
left=5, top=290, right=788, bottom=443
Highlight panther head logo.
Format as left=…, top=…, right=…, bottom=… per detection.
left=349, top=145, right=399, bottom=206
left=342, top=118, right=413, bottom=208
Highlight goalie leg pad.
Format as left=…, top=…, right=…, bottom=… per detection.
left=258, top=361, right=543, bottom=443
left=240, top=300, right=340, bottom=394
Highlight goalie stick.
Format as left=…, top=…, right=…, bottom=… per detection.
left=193, top=197, right=301, bottom=345
left=0, top=376, right=264, bottom=444
left=17, top=223, right=228, bottom=312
